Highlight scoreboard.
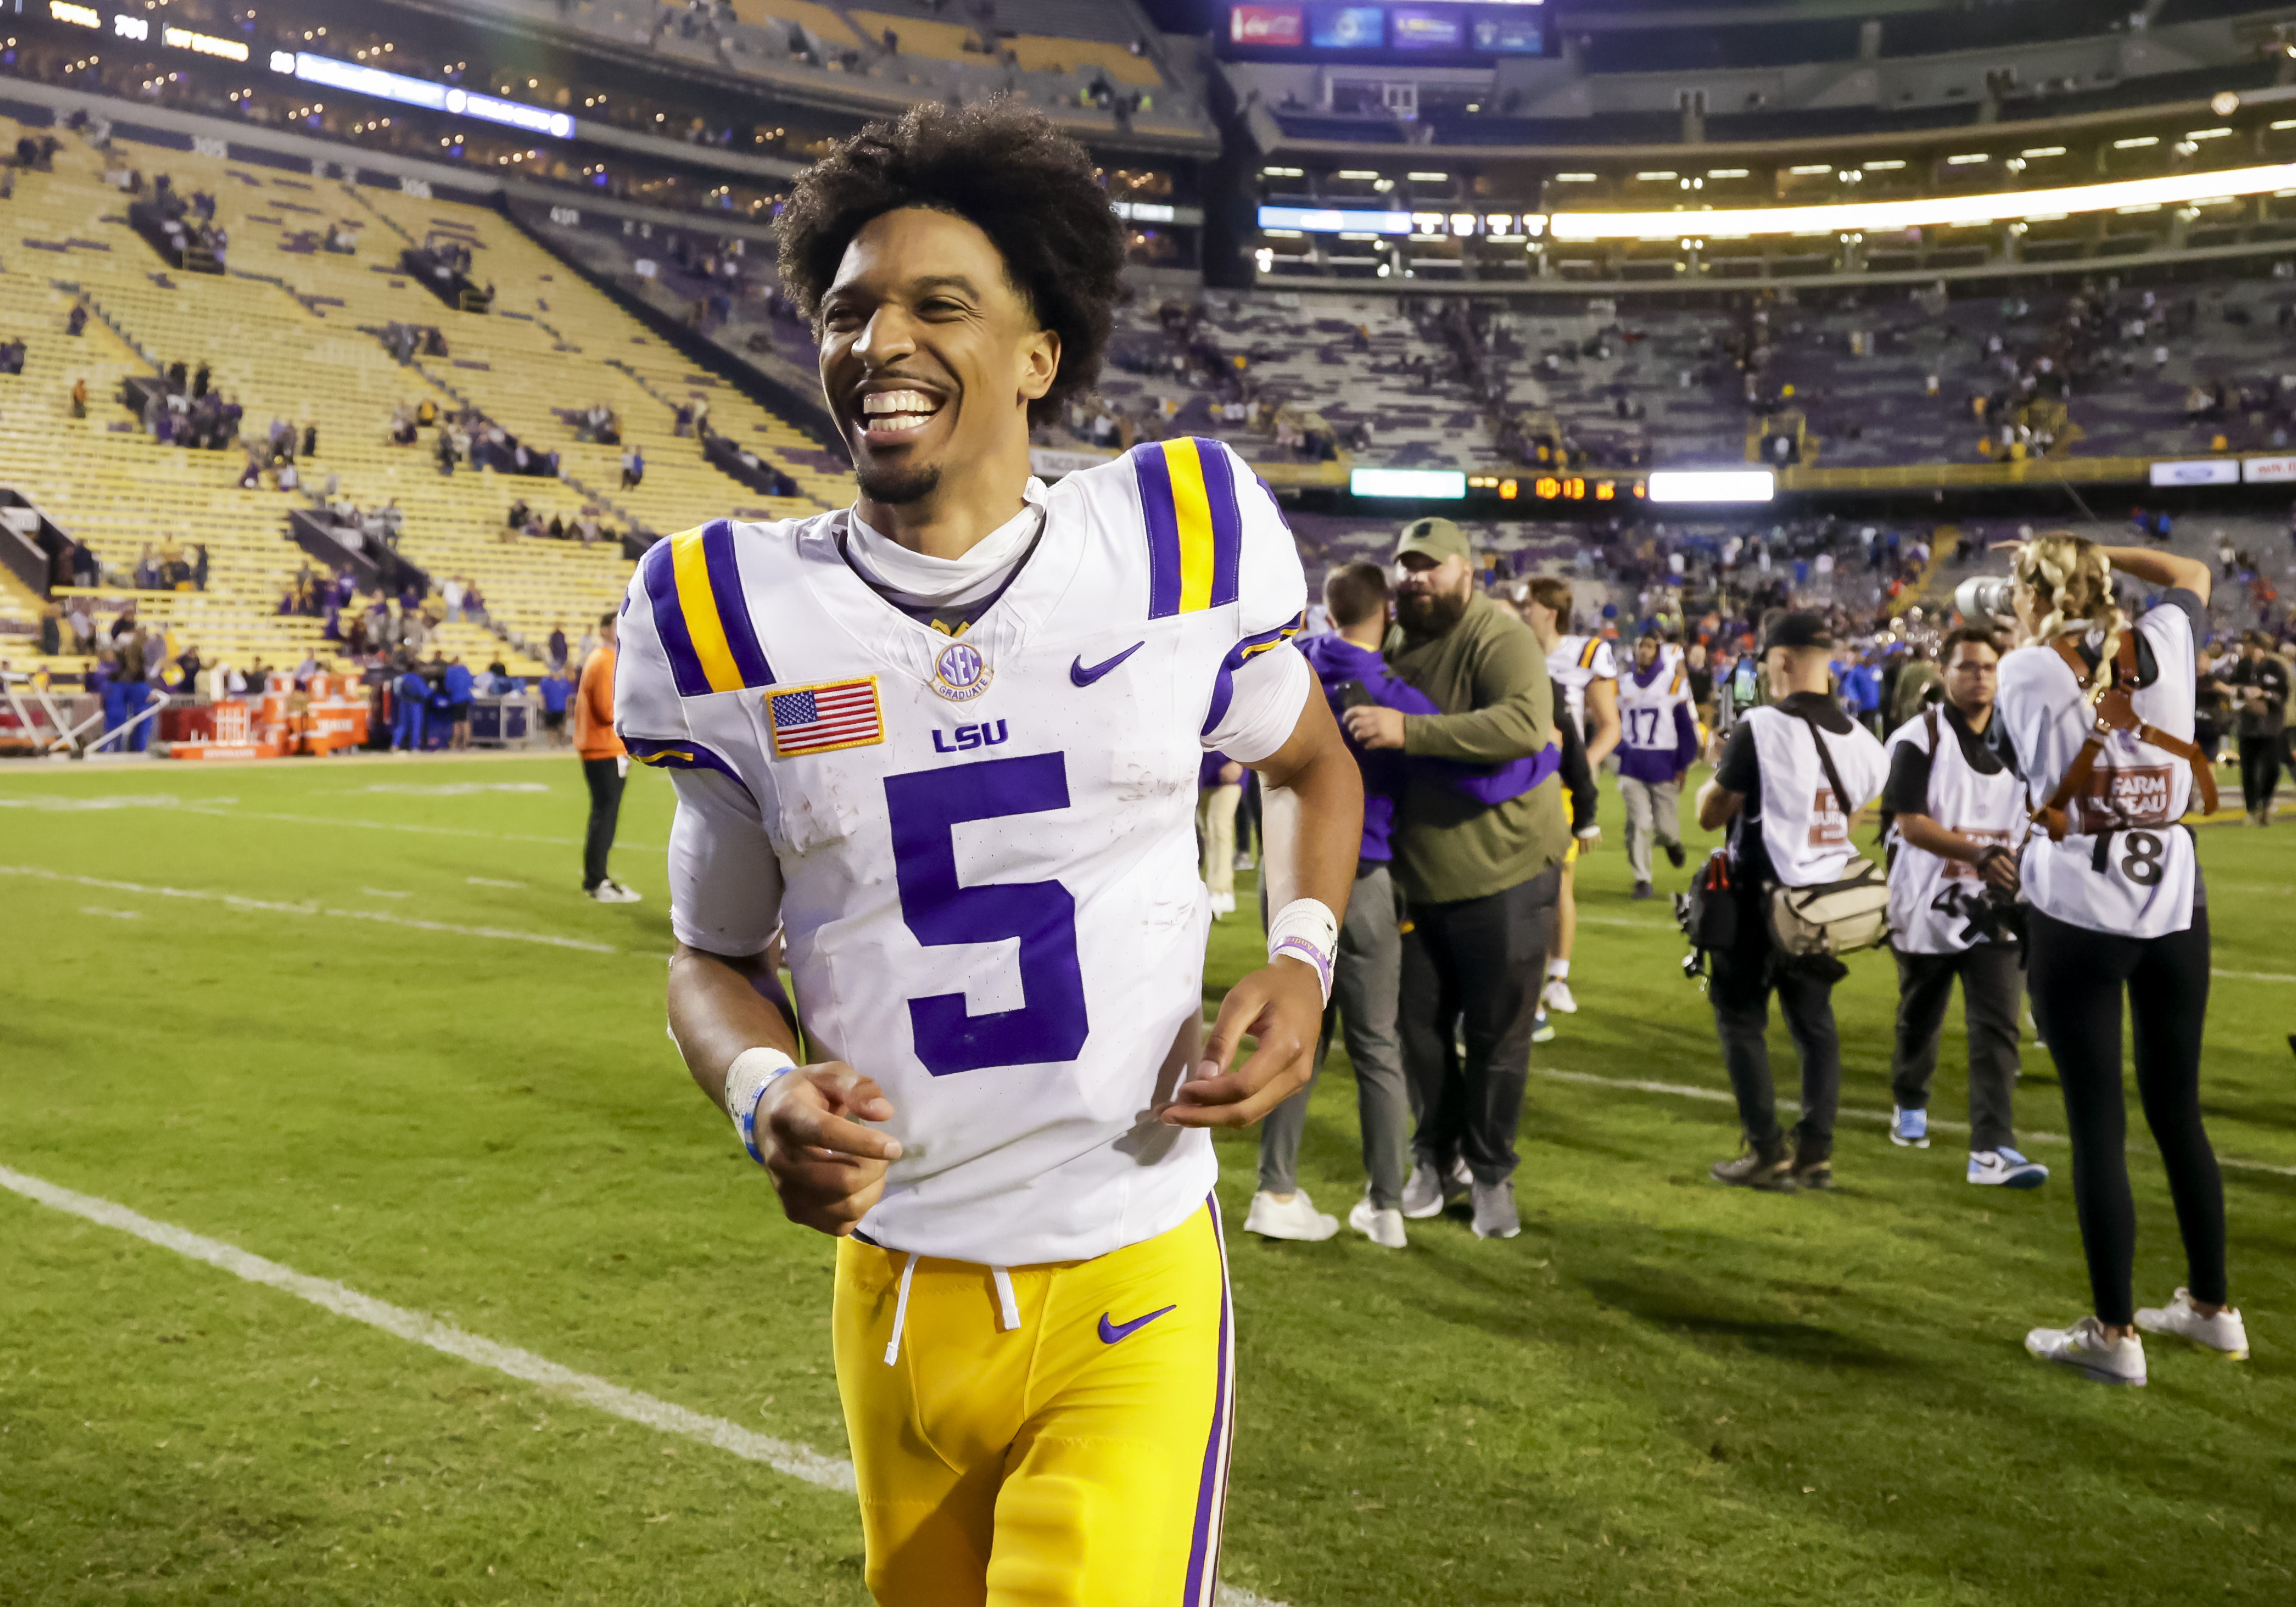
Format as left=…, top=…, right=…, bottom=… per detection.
left=1227, top=2, right=1547, bottom=57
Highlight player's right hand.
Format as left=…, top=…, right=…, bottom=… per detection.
left=756, top=1064, right=902, bottom=1237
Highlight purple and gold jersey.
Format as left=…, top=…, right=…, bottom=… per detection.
left=614, top=439, right=1308, bottom=1265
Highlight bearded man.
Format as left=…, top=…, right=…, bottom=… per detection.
left=1341, top=517, right=1567, bottom=1240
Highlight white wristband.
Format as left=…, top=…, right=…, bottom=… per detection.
left=1266, top=896, right=1339, bottom=1004
left=724, top=1045, right=796, bottom=1166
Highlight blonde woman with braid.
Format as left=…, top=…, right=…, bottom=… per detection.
left=1993, top=534, right=2247, bottom=1384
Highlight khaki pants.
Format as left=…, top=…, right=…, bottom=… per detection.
left=1619, top=774, right=1680, bottom=884
left=1197, top=783, right=1241, bottom=897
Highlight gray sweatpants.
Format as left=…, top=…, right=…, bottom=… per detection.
left=1619, top=774, right=1681, bottom=885
left=1890, top=942, right=2024, bottom=1154
left=1257, top=863, right=1411, bottom=1211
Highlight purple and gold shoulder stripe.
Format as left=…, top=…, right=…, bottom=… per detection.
left=641, top=519, right=776, bottom=698
left=1131, top=438, right=1245, bottom=620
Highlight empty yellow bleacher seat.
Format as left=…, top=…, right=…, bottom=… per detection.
left=729, top=0, right=862, bottom=47
left=1007, top=35, right=1162, bottom=86
left=848, top=10, right=980, bottom=60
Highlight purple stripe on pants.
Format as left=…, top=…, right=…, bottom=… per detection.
left=1182, top=1196, right=1232, bottom=1605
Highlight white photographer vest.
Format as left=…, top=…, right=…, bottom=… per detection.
left=1995, top=604, right=2198, bottom=940
left=1883, top=707, right=2026, bottom=954
left=1744, top=705, right=1888, bottom=888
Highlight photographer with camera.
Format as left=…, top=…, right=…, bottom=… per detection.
left=1878, top=626, right=2046, bottom=1189
left=1985, top=537, right=2247, bottom=1384
left=1693, top=612, right=1889, bottom=1192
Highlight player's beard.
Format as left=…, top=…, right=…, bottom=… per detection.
left=856, top=460, right=943, bottom=505
left=1395, top=583, right=1469, bottom=635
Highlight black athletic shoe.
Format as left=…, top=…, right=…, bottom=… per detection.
left=1632, top=881, right=1654, bottom=900
left=1711, top=1145, right=1795, bottom=1191
left=1665, top=841, right=1687, bottom=869
left=1790, top=1150, right=1835, bottom=1191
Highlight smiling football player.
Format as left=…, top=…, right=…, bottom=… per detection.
left=616, top=102, right=1362, bottom=1606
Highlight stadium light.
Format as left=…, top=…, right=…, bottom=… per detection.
left=1646, top=470, right=1774, bottom=503
left=1350, top=467, right=1466, bottom=500
left=287, top=52, right=573, bottom=139
left=1546, top=161, right=2296, bottom=240
left=1257, top=205, right=1411, bottom=234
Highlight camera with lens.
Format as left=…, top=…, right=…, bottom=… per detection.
left=1953, top=575, right=2017, bottom=628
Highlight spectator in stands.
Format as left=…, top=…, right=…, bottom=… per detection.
left=174, top=643, right=202, bottom=694
left=69, top=376, right=86, bottom=418
left=575, top=611, right=639, bottom=903
left=620, top=444, right=644, bottom=489
left=66, top=304, right=86, bottom=338
left=548, top=622, right=568, bottom=668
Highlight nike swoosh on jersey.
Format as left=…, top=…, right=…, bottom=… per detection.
left=1097, top=1303, right=1178, bottom=1345
left=1070, top=642, right=1145, bottom=687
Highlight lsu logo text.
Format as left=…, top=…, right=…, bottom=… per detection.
left=932, top=720, right=1011, bottom=754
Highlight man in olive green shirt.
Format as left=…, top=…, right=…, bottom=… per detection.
left=1343, top=517, right=1567, bottom=1241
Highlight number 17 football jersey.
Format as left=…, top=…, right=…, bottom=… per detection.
left=615, top=439, right=1309, bottom=1266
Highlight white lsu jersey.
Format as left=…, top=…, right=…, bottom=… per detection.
left=1883, top=707, right=2025, bottom=954
left=1743, top=705, right=1889, bottom=888
left=1616, top=659, right=1692, bottom=761
left=616, top=439, right=1310, bottom=1266
left=1546, top=632, right=1617, bottom=730
left=1996, top=603, right=2198, bottom=939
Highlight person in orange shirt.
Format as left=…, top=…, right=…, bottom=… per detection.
left=574, top=609, right=641, bottom=903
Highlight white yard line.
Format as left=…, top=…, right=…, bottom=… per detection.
left=0, top=1163, right=1287, bottom=1607
left=2213, top=968, right=2296, bottom=984
left=0, top=794, right=662, bottom=853
left=1, top=865, right=620, bottom=956
left=1530, top=1066, right=2296, bottom=1179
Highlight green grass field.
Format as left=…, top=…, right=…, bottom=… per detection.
left=3, top=752, right=2292, bottom=1606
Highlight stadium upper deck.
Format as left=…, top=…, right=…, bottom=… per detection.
left=1229, top=1, right=2296, bottom=291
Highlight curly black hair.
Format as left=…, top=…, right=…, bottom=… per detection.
left=774, top=100, right=1126, bottom=425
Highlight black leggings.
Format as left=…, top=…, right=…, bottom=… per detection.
left=2024, top=905, right=2225, bottom=1326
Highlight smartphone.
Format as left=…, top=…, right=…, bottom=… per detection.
left=1334, top=679, right=1375, bottom=710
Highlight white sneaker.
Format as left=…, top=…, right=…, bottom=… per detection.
left=588, top=879, right=641, bottom=903
left=1889, top=1107, right=1929, bottom=1149
left=1207, top=891, right=1236, bottom=918
left=2135, top=1289, right=2250, bottom=1360
left=1470, top=1178, right=1521, bottom=1240
left=1348, top=1192, right=1407, bottom=1249
left=1541, top=976, right=1578, bottom=1014
left=1968, top=1148, right=2049, bottom=1189
left=2024, top=1315, right=2147, bottom=1385
left=1243, top=1189, right=1338, bottom=1242
left=1400, top=1163, right=1445, bottom=1219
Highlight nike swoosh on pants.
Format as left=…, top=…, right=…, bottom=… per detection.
left=1097, top=1304, right=1178, bottom=1344
left=1070, top=641, right=1146, bottom=687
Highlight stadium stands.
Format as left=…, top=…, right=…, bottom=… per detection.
left=0, top=113, right=855, bottom=693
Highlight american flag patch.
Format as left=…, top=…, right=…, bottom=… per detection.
left=766, top=676, right=884, bottom=758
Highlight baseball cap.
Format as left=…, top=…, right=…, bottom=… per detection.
left=1394, top=516, right=1470, bottom=567
left=1763, top=611, right=1834, bottom=653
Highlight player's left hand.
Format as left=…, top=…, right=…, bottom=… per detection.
left=1160, top=958, right=1324, bottom=1128
left=1341, top=704, right=1407, bottom=751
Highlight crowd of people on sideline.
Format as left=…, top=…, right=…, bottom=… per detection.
left=1214, top=519, right=2261, bottom=1387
